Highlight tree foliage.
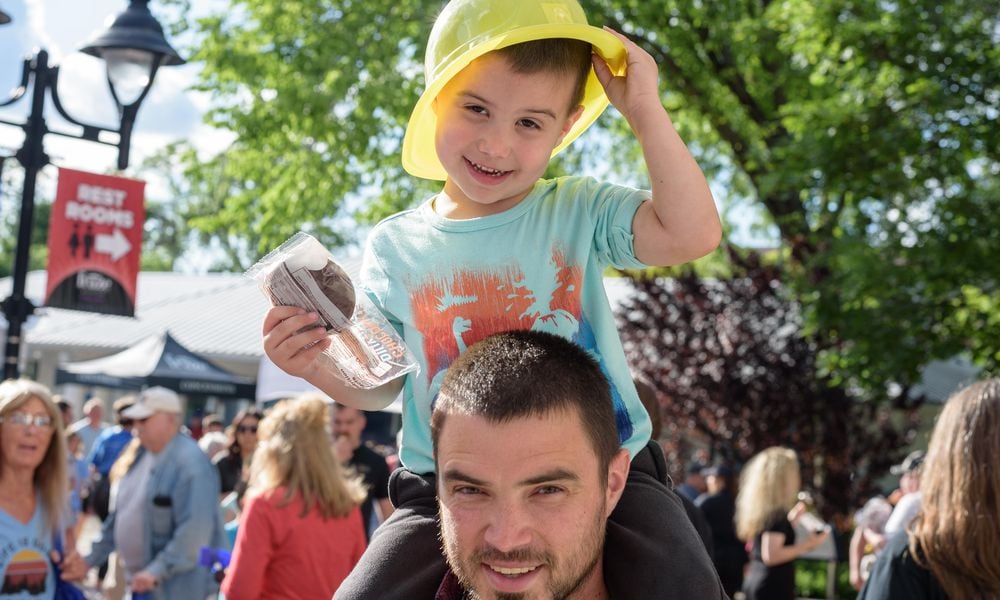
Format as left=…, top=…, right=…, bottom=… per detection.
left=581, top=0, right=998, bottom=393
left=136, top=142, right=250, bottom=271
left=164, top=0, right=441, bottom=260
left=617, top=250, right=921, bottom=516
left=0, top=162, right=50, bottom=278
left=167, top=0, right=998, bottom=394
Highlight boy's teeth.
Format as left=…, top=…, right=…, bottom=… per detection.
left=472, top=162, right=504, bottom=175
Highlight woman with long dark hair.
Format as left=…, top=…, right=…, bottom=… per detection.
left=213, top=407, right=264, bottom=494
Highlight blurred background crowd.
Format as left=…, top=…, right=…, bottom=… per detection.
left=2, top=374, right=997, bottom=599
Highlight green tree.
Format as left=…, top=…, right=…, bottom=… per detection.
left=0, top=161, right=51, bottom=278
left=163, top=0, right=439, bottom=261
left=134, top=146, right=190, bottom=271
left=582, top=0, right=999, bottom=393
left=166, top=0, right=997, bottom=392
left=135, top=142, right=255, bottom=271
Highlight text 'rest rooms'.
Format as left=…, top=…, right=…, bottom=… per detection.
left=63, top=183, right=135, bottom=228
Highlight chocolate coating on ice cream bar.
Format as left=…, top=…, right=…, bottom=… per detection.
left=310, top=259, right=356, bottom=329
left=261, top=257, right=356, bottom=333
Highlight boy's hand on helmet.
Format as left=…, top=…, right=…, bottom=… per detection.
left=592, top=27, right=662, bottom=124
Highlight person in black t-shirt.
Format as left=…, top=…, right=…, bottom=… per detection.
left=735, top=447, right=829, bottom=600
left=697, top=464, right=748, bottom=597
left=331, top=402, right=393, bottom=540
left=213, top=408, right=264, bottom=495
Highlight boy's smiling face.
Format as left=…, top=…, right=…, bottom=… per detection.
left=434, top=52, right=583, bottom=219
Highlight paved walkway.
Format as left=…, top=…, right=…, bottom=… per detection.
left=74, top=515, right=115, bottom=599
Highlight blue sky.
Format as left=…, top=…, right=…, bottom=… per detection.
left=0, top=0, right=230, bottom=192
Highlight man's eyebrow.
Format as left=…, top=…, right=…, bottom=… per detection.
left=440, top=467, right=580, bottom=487
left=459, top=91, right=558, bottom=121
left=521, top=468, right=580, bottom=486
left=441, top=468, right=488, bottom=487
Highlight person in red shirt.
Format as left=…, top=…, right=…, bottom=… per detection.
left=222, top=395, right=368, bottom=599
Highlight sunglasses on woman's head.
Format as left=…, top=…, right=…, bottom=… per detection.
left=237, top=425, right=258, bottom=434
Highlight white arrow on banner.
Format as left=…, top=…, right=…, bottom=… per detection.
left=95, top=228, right=132, bottom=262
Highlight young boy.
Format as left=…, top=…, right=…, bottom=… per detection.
left=264, top=0, right=724, bottom=598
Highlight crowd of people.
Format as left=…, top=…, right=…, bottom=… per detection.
left=0, top=379, right=397, bottom=599
left=3, top=346, right=997, bottom=600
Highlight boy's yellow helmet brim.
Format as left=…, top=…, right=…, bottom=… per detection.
left=401, top=0, right=627, bottom=181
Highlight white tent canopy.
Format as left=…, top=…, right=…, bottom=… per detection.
left=255, top=356, right=402, bottom=413
left=56, top=331, right=256, bottom=399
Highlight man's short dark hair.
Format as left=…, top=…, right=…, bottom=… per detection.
left=431, top=330, right=620, bottom=475
left=495, top=38, right=592, bottom=112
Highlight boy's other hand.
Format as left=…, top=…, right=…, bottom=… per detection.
left=262, top=305, right=332, bottom=379
left=591, top=27, right=662, bottom=125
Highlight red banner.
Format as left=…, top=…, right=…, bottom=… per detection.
left=45, top=168, right=145, bottom=316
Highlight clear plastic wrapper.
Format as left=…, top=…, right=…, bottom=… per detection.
left=247, top=232, right=418, bottom=389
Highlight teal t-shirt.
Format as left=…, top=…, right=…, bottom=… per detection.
left=362, top=176, right=653, bottom=474
left=0, top=500, right=56, bottom=599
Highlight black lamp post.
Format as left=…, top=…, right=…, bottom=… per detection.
left=0, top=0, right=184, bottom=379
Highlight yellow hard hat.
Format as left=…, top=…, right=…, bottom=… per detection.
left=401, top=0, right=628, bottom=180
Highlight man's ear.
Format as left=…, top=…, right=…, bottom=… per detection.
left=604, top=448, right=631, bottom=517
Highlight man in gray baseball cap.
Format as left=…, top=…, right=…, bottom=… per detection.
left=85, top=387, right=227, bottom=599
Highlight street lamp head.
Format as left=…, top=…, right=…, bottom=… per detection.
left=80, top=0, right=185, bottom=66
left=0, top=8, right=11, bottom=25
left=80, top=0, right=185, bottom=107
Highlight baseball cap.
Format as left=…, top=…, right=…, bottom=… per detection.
left=122, top=387, right=183, bottom=420
left=112, top=395, right=136, bottom=413
left=890, top=450, right=925, bottom=475
left=686, top=461, right=707, bottom=475
left=401, top=0, right=627, bottom=180
left=702, top=464, right=733, bottom=479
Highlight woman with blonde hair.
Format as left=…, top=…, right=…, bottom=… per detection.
left=736, top=446, right=829, bottom=600
left=0, top=379, right=87, bottom=596
left=222, top=395, right=368, bottom=599
left=860, top=378, right=1000, bottom=600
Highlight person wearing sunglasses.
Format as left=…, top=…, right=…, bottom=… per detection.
left=83, top=386, right=227, bottom=600
left=214, top=408, right=265, bottom=495
left=0, top=378, right=88, bottom=597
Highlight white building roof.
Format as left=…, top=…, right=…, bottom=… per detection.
left=2, top=253, right=362, bottom=364
left=3, top=271, right=267, bottom=361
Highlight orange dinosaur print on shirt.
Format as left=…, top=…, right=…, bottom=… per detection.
left=410, top=244, right=583, bottom=381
